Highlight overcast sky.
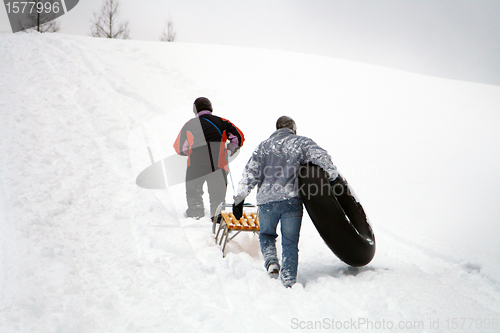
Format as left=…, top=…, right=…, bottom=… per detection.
left=2, top=0, right=499, bottom=85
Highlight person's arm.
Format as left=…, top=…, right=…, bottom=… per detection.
left=232, top=146, right=262, bottom=219
left=234, top=147, right=261, bottom=202
left=173, top=122, right=191, bottom=156
left=221, top=118, right=245, bottom=155
left=301, top=137, right=339, bottom=181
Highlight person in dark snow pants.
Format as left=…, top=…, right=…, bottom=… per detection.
left=174, top=97, right=245, bottom=220
left=233, top=116, right=338, bottom=288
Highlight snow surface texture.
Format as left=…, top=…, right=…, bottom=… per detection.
left=0, top=33, right=499, bottom=332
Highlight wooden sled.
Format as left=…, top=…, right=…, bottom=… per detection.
left=212, top=203, right=260, bottom=257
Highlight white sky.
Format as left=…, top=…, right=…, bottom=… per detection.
left=1, top=0, right=500, bottom=85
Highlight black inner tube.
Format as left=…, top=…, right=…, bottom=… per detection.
left=298, top=163, right=375, bottom=267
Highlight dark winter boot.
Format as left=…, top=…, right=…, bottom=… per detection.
left=185, top=205, right=204, bottom=219
left=186, top=184, right=205, bottom=219
left=267, top=262, right=280, bottom=279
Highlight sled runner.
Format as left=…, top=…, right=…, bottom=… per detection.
left=213, top=203, right=260, bottom=257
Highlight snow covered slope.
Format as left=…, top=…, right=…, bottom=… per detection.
left=0, top=33, right=499, bottom=332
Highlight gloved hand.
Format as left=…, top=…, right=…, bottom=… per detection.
left=227, top=142, right=239, bottom=157
left=232, top=200, right=244, bottom=220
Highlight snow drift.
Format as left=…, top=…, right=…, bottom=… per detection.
left=0, top=33, right=499, bottom=332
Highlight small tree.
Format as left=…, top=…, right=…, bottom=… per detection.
left=159, top=18, right=176, bottom=42
left=19, top=0, right=61, bottom=33
left=90, top=0, right=129, bottom=39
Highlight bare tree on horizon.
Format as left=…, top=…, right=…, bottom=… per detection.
left=19, top=0, right=61, bottom=33
left=159, top=18, right=176, bottom=42
left=90, top=0, right=129, bottom=39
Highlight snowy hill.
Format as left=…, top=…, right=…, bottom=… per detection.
left=0, top=33, right=499, bottom=332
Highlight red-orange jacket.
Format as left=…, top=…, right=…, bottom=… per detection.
left=174, top=111, right=244, bottom=172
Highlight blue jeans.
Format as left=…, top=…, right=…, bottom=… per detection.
left=258, top=198, right=303, bottom=287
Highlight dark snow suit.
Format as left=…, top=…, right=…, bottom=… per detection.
left=174, top=110, right=244, bottom=218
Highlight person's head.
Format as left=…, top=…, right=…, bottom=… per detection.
left=276, top=116, right=297, bottom=133
left=193, top=97, right=213, bottom=115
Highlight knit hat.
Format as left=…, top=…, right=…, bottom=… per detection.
left=276, top=116, right=297, bottom=131
left=193, top=97, right=213, bottom=113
